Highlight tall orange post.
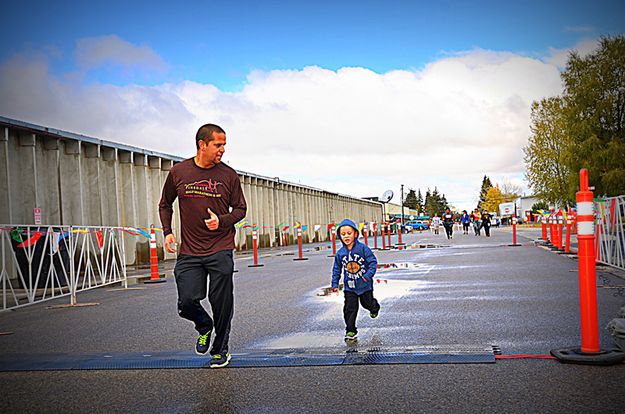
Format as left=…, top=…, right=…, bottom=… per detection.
left=509, top=216, right=520, bottom=246
left=557, top=210, right=564, bottom=251
left=387, top=223, right=392, bottom=248
left=381, top=224, right=387, bottom=250
left=541, top=214, right=548, bottom=241
left=565, top=217, right=572, bottom=253
left=144, top=225, right=166, bottom=284
left=373, top=222, right=379, bottom=250
left=248, top=229, right=264, bottom=267
left=551, top=169, right=625, bottom=364
left=397, top=221, right=404, bottom=250
left=293, top=227, right=308, bottom=261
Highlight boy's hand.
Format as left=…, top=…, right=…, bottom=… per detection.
left=332, top=288, right=338, bottom=293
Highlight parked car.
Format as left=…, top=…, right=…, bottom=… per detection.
left=404, top=220, right=430, bottom=232
left=491, top=215, right=501, bottom=227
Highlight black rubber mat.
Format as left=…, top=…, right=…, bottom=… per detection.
left=0, top=345, right=496, bottom=371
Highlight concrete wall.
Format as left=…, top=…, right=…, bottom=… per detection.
left=0, top=118, right=383, bottom=265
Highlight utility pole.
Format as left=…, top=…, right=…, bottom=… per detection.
left=400, top=184, right=405, bottom=225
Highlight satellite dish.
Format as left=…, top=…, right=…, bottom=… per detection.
left=381, top=190, right=394, bottom=203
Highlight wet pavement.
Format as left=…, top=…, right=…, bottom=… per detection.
left=1, top=226, right=624, bottom=413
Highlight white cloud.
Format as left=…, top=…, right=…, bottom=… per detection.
left=75, top=35, right=166, bottom=72
left=546, top=38, right=600, bottom=68
left=0, top=42, right=569, bottom=212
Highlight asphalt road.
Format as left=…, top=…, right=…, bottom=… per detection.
left=1, top=226, right=624, bottom=413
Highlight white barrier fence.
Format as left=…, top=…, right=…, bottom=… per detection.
left=0, top=225, right=128, bottom=311
left=596, top=196, right=625, bottom=271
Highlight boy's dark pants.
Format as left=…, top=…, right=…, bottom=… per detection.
left=344, top=290, right=380, bottom=334
left=174, top=250, right=234, bottom=354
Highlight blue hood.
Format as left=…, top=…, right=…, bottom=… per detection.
left=336, top=219, right=359, bottom=246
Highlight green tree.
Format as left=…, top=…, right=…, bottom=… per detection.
left=424, top=187, right=449, bottom=216
left=561, top=36, right=625, bottom=196
left=404, top=189, right=417, bottom=210
left=416, top=189, right=424, bottom=214
left=477, top=176, right=493, bottom=210
left=531, top=201, right=550, bottom=212
left=523, top=97, right=572, bottom=206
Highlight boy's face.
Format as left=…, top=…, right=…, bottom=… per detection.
left=339, top=226, right=357, bottom=246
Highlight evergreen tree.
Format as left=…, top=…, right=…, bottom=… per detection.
left=404, top=189, right=418, bottom=210
left=477, top=176, right=493, bottom=210
left=416, top=189, right=424, bottom=214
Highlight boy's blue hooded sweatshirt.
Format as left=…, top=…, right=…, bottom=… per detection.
left=331, top=219, right=378, bottom=295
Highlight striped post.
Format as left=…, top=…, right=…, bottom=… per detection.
left=248, top=229, right=264, bottom=267
left=144, top=225, right=166, bottom=284
left=293, top=227, right=308, bottom=261
left=373, top=222, right=379, bottom=250
left=575, top=169, right=599, bottom=353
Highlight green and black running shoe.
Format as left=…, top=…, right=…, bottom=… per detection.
left=344, top=331, right=358, bottom=340
left=195, top=330, right=211, bottom=355
left=210, top=352, right=231, bottom=368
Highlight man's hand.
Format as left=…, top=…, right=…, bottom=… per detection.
left=165, top=233, right=178, bottom=253
left=332, top=288, right=338, bottom=293
left=205, top=208, right=220, bottom=230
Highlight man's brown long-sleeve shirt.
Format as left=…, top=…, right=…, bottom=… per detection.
left=159, top=158, right=247, bottom=256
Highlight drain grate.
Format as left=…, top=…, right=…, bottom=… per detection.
left=0, top=345, right=497, bottom=371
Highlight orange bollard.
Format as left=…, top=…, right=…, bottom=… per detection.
left=397, top=222, right=404, bottom=249
left=551, top=169, right=625, bottom=364
left=248, top=229, right=264, bottom=267
left=549, top=213, right=555, bottom=246
left=541, top=215, right=548, bottom=242
left=565, top=217, right=572, bottom=253
left=387, top=223, right=392, bottom=248
left=144, top=225, right=166, bottom=284
left=557, top=210, right=564, bottom=251
left=509, top=216, right=520, bottom=246
left=381, top=224, right=387, bottom=250
left=293, top=227, right=308, bottom=261
left=373, top=222, right=379, bottom=250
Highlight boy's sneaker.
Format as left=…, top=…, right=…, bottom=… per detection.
left=195, top=330, right=211, bottom=355
left=210, top=352, right=231, bottom=368
left=344, top=331, right=358, bottom=340
left=370, top=311, right=379, bottom=319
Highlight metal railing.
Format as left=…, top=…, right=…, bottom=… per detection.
left=596, top=196, right=625, bottom=271
left=0, top=225, right=128, bottom=311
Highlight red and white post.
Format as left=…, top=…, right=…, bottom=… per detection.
left=397, top=220, right=404, bottom=249
left=248, top=229, right=264, bottom=267
left=509, top=216, right=520, bottom=246
left=565, top=215, right=572, bottom=254
left=144, top=225, right=166, bottom=284
left=363, top=222, right=369, bottom=246
left=373, top=222, right=379, bottom=250
left=551, top=169, right=625, bottom=364
left=541, top=214, right=548, bottom=242
left=381, top=223, right=387, bottom=250
left=293, top=227, right=308, bottom=261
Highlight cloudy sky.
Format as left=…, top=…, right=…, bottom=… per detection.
left=1, top=0, right=623, bottom=211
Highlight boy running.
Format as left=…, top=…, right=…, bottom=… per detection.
left=331, top=219, right=380, bottom=341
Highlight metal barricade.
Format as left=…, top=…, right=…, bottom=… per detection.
left=0, top=225, right=128, bottom=311
left=596, top=196, right=625, bottom=271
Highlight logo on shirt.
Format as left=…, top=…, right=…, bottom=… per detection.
left=184, top=179, right=222, bottom=198
left=342, top=252, right=366, bottom=280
